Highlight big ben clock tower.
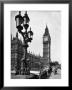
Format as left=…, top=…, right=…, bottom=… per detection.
left=43, top=25, right=51, bottom=64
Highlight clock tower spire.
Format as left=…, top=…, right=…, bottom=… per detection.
left=43, top=25, right=51, bottom=64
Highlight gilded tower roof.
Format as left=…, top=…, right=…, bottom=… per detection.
left=43, top=25, right=51, bottom=41
left=43, top=25, right=50, bottom=36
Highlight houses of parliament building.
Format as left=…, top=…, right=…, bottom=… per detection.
left=11, top=25, right=51, bottom=72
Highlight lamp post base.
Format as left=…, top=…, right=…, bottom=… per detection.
left=20, top=60, right=30, bottom=75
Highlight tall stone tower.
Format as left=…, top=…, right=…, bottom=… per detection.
left=43, top=25, right=51, bottom=64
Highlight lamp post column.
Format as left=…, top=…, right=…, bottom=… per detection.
left=15, top=11, right=33, bottom=75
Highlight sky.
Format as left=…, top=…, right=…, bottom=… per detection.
left=11, top=11, right=61, bottom=63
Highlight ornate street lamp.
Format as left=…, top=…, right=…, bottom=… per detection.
left=15, top=11, right=33, bottom=75
left=15, top=11, right=23, bottom=31
left=23, top=11, right=30, bottom=30
left=28, top=27, right=33, bottom=42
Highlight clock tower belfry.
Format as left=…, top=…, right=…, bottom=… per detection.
left=43, top=25, right=51, bottom=64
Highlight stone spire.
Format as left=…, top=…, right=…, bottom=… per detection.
left=43, top=25, right=51, bottom=41
left=16, top=31, right=18, bottom=39
left=44, top=25, right=50, bottom=36
left=11, top=34, right=12, bottom=40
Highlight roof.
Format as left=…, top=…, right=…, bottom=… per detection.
left=43, top=25, right=50, bottom=38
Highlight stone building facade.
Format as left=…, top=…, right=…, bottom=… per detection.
left=11, top=32, right=23, bottom=72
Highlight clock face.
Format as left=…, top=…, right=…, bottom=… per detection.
left=44, top=36, right=48, bottom=41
